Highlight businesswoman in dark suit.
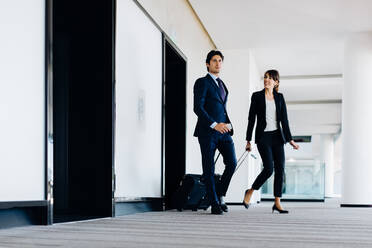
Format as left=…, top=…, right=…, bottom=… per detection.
left=243, top=69, right=299, bottom=214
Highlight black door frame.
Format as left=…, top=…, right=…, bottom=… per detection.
left=45, top=0, right=116, bottom=224
left=45, top=0, right=53, bottom=225
left=162, top=35, right=187, bottom=208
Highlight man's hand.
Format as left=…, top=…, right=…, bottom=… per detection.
left=214, top=123, right=231, bottom=134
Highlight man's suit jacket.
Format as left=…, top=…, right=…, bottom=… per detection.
left=246, top=89, right=292, bottom=144
left=193, top=74, right=233, bottom=137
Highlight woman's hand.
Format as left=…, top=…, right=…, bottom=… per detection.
left=289, top=140, right=299, bottom=150
left=245, top=141, right=252, bottom=152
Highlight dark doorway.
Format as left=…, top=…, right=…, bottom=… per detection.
left=52, top=0, right=114, bottom=223
left=164, top=39, right=187, bottom=210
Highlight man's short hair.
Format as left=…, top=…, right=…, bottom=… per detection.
left=206, top=50, right=224, bottom=71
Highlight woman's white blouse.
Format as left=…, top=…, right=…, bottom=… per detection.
left=264, top=98, right=278, bottom=132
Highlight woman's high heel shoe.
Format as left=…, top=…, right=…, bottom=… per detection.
left=242, top=190, right=251, bottom=209
left=272, top=204, right=289, bottom=214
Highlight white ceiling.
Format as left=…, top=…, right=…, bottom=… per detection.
left=189, top=0, right=372, bottom=75
left=188, top=0, right=372, bottom=135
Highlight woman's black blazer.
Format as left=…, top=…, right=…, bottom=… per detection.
left=246, top=89, right=293, bottom=144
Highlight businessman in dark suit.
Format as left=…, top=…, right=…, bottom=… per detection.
left=193, top=50, right=237, bottom=215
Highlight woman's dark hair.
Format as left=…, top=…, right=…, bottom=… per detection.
left=265, top=69, right=280, bottom=92
left=206, top=50, right=224, bottom=71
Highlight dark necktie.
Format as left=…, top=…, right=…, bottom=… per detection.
left=216, top=78, right=226, bottom=101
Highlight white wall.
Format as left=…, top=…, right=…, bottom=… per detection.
left=333, top=133, right=342, bottom=196
left=115, top=0, right=163, bottom=198
left=219, top=50, right=262, bottom=203
left=342, top=32, right=372, bottom=204
left=0, top=0, right=45, bottom=201
left=136, top=0, right=216, bottom=176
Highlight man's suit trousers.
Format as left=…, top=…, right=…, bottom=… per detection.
left=198, top=133, right=237, bottom=206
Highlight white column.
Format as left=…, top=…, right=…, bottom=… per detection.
left=320, top=134, right=335, bottom=197
left=342, top=32, right=372, bottom=205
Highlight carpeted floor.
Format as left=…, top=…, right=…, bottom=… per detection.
left=1, top=199, right=372, bottom=247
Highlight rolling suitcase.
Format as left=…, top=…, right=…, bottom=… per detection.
left=172, top=174, right=221, bottom=211
left=172, top=151, right=252, bottom=211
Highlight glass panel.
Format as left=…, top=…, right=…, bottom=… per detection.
left=261, top=160, right=325, bottom=200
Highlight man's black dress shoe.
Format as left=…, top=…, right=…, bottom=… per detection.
left=219, top=196, right=228, bottom=212
left=211, top=205, right=223, bottom=215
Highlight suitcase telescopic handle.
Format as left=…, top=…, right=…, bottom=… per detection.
left=215, top=150, right=257, bottom=174
left=234, top=150, right=249, bottom=173
left=214, top=152, right=221, bottom=164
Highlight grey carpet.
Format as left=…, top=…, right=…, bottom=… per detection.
left=1, top=199, right=372, bottom=248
